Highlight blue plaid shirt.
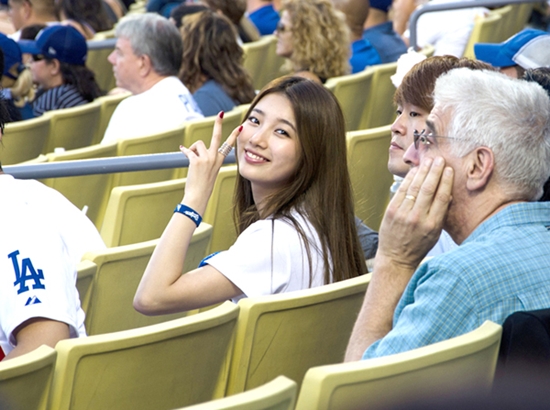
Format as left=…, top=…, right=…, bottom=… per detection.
left=363, top=202, right=550, bottom=359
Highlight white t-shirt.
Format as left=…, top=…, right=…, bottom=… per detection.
left=101, top=76, right=203, bottom=144
left=0, top=175, right=106, bottom=357
left=408, top=0, right=489, bottom=57
left=206, top=211, right=328, bottom=301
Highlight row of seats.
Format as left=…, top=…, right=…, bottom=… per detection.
left=0, top=275, right=503, bottom=410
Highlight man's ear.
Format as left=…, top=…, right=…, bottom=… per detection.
left=137, top=54, right=152, bottom=77
left=466, top=146, right=494, bottom=191
left=22, top=0, right=33, bottom=20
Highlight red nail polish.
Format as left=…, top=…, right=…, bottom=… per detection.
left=219, top=111, right=224, bottom=119
left=238, top=125, right=243, bottom=132
left=179, top=145, right=184, bottom=149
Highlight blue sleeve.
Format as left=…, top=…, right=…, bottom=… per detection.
left=362, top=263, right=478, bottom=359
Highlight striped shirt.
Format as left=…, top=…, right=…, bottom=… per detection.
left=363, top=202, right=550, bottom=359
left=32, top=84, right=88, bottom=117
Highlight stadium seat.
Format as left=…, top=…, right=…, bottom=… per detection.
left=100, top=178, right=188, bottom=247
left=0, top=345, right=57, bottom=410
left=295, top=321, right=502, bottom=410
left=262, top=35, right=286, bottom=89
left=346, top=125, right=393, bottom=231
left=87, top=32, right=116, bottom=93
left=42, top=141, right=118, bottom=229
left=82, top=227, right=212, bottom=335
left=242, top=35, right=274, bottom=90
left=325, top=67, right=376, bottom=132
left=75, top=260, right=97, bottom=314
left=42, top=100, right=102, bottom=154
left=462, top=12, right=503, bottom=59
left=180, top=376, right=297, bottom=410
left=0, top=115, right=50, bottom=165
left=47, top=302, right=239, bottom=410
left=92, top=91, right=132, bottom=145
left=225, top=273, right=371, bottom=395
left=360, top=62, right=398, bottom=129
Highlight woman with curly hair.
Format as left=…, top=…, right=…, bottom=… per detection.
left=275, top=0, right=350, bottom=83
left=57, top=0, right=115, bottom=39
left=179, top=10, right=256, bottom=117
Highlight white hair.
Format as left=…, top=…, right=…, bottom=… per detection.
left=433, top=68, right=550, bottom=200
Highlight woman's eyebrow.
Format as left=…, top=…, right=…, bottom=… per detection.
left=252, top=108, right=297, bottom=132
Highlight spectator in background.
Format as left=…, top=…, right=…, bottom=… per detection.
left=179, top=10, right=255, bottom=117
left=246, top=0, right=280, bottom=35
left=363, top=0, right=407, bottom=63
left=0, top=33, right=34, bottom=120
left=475, top=28, right=550, bottom=78
left=57, top=0, right=115, bottom=39
left=146, top=0, right=183, bottom=18
left=101, top=13, right=203, bottom=144
left=333, top=0, right=381, bottom=73
left=276, top=0, right=350, bottom=83
left=8, top=0, right=58, bottom=41
left=169, top=3, right=206, bottom=28
left=201, top=0, right=260, bottom=43
left=18, top=25, right=102, bottom=117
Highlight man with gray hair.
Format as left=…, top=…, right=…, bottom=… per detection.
left=345, top=68, right=550, bottom=361
left=101, top=13, right=203, bottom=144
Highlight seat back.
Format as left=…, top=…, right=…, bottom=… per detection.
left=0, top=115, right=51, bottom=165
left=112, top=124, right=186, bottom=187
left=180, top=376, right=297, bottom=410
left=82, top=228, right=212, bottom=335
left=325, top=68, right=375, bottom=132
left=203, top=164, right=238, bottom=253
left=76, top=259, right=97, bottom=315
left=295, top=321, right=502, bottom=410
left=100, top=178, right=187, bottom=247
left=87, top=37, right=116, bottom=92
left=242, top=35, right=274, bottom=90
left=42, top=142, right=118, bottom=229
left=92, top=91, right=132, bottom=145
left=48, top=302, right=240, bottom=410
left=43, top=100, right=102, bottom=153
left=360, top=62, right=398, bottom=129
left=463, top=12, right=503, bottom=59
left=225, top=274, right=371, bottom=395
left=261, top=35, right=286, bottom=90
left=0, top=345, right=57, bottom=410
left=347, top=126, right=393, bottom=231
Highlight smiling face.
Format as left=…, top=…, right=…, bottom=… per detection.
left=388, top=101, right=430, bottom=178
left=238, top=92, right=301, bottom=206
left=275, top=10, right=293, bottom=58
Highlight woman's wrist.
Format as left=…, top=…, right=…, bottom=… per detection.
left=174, top=203, right=202, bottom=227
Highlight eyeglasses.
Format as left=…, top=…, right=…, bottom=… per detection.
left=31, top=54, right=45, bottom=62
left=413, top=129, right=458, bottom=150
left=275, top=21, right=290, bottom=33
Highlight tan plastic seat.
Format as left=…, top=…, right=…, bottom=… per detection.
left=325, top=68, right=376, bottom=132
left=43, top=100, right=102, bottom=153
left=261, top=35, right=286, bottom=89
left=48, top=302, right=239, bottom=410
left=360, top=62, right=398, bottom=129
left=42, top=141, right=118, bottom=229
left=87, top=34, right=116, bottom=92
left=346, top=125, right=393, bottom=231
left=75, top=260, right=97, bottom=314
left=180, top=376, right=297, bottom=410
left=0, top=345, right=57, bottom=410
left=92, top=91, right=132, bottom=145
left=242, top=35, right=274, bottom=90
left=463, top=12, right=503, bottom=59
left=295, top=321, right=503, bottom=410
left=225, top=273, right=371, bottom=395
left=0, top=115, right=50, bottom=165
left=203, top=164, right=238, bottom=253
left=112, top=124, right=186, bottom=187
left=82, top=227, right=212, bottom=335
left=100, top=178, right=188, bottom=247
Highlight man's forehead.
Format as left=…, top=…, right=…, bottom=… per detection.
left=427, top=103, right=449, bottom=134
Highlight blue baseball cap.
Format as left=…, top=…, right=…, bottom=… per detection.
left=370, top=0, right=392, bottom=13
left=0, top=33, right=24, bottom=80
left=18, top=25, right=87, bottom=65
left=474, top=29, right=550, bottom=69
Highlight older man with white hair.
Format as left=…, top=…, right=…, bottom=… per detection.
left=346, top=68, right=550, bottom=361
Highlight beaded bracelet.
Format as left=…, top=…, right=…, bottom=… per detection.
left=174, top=204, right=202, bottom=227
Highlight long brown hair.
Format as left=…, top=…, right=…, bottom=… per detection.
left=234, top=76, right=366, bottom=284
left=179, top=10, right=256, bottom=104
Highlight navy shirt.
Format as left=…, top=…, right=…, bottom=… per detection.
left=363, top=21, right=407, bottom=63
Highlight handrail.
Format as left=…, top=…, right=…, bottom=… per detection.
left=409, top=0, right=534, bottom=50
left=3, top=151, right=237, bottom=179
left=87, top=38, right=117, bottom=50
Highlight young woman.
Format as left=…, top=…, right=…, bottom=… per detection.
left=134, top=76, right=366, bottom=315
left=179, top=10, right=256, bottom=117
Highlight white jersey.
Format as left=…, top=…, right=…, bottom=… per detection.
left=0, top=175, right=105, bottom=357
left=101, top=76, right=203, bottom=144
left=207, top=211, right=328, bottom=301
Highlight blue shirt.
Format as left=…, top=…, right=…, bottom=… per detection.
left=193, top=80, right=237, bottom=117
left=363, top=202, right=550, bottom=359
left=350, top=38, right=382, bottom=73
left=249, top=4, right=280, bottom=36
left=363, top=22, right=407, bottom=64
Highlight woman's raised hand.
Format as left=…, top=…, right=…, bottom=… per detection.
left=179, top=111, right=243, bottom=215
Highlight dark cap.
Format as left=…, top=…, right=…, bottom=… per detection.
left=18, top=25, right=87, bottom=65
